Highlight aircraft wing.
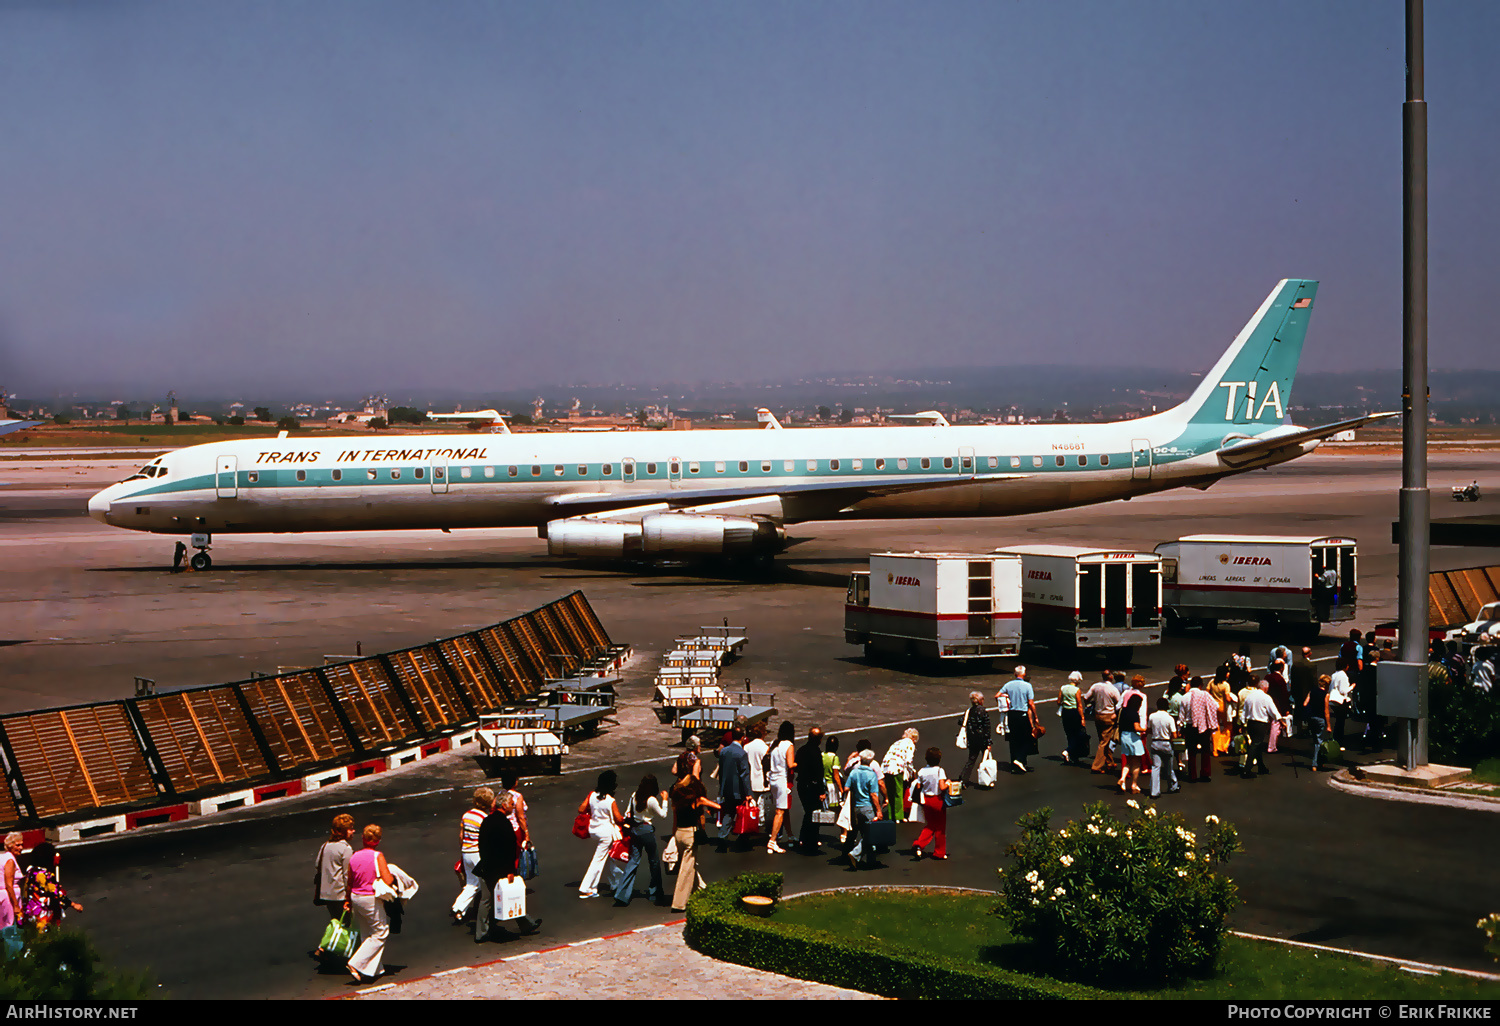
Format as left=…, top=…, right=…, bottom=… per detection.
left=1215, top=412, right=1397, bottom=468
left=545, top=474, right=1027, bottom=526
left=0, top=420, right=41, bottom=436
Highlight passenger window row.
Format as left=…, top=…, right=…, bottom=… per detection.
left=239, top=452, right=1115, bottom=484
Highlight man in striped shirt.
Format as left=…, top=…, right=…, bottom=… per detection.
left=451, top=786, right=494, bottom=922
left=1184, top=676, right=1219, bottom=783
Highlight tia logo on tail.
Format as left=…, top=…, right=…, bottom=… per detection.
left=1216, top=380, right=1284, bottom=421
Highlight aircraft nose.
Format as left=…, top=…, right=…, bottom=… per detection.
left=88, top=485, right=116, bottom=523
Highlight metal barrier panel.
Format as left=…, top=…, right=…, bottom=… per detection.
left=235, top=672, right=355, bottom=770
left=0, top=706, right=159, bottom=818
left=436, top=635, right=507, bottom=711
left=132, top=688, right=273, bottom=794
left=383, top=647, right=469, bottom=729
left=319, top=659, right=421, bottom=748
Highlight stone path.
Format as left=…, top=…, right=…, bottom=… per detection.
left=347, top=921, right=880, bottom=1001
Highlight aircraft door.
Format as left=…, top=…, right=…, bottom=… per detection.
left=668, top=458, right=682, bottom=489
left=1131, top=439, right=1153, bottom=480
left=215, top=456, right=238, bottom=498
left=430, top=463, right=448, bottom=494
left=623, top=458, right=635, bottom=483
left=958, top=446, right=975, bottom=478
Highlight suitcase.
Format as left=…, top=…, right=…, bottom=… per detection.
left=865, top=819, right=898, bottom=849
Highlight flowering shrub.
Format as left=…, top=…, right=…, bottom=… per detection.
left=996, top=800, right=1241, bottom=985
left=1481, top=913, right=1500, bottom=962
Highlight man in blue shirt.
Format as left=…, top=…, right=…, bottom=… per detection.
left=998, top=666, right=1039, bottom=773
left=841, top=751, right=885, bottom=870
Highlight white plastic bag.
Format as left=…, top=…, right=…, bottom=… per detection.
left=977, top=752, right=998, bottom=788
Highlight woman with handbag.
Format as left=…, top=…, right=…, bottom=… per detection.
left=909, top=748, right=950, bottom=860
left=612, top=774, right=669, bottom=906
left=345, top=824, right=395, bottom=984
left=577, top=771, right=625, bottom=898
left=956, top=693, right=992, bottom=788
left=669, top=767, right=720, bottom=912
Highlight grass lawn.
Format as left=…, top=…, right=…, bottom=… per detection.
left=1468, top=758, right=1500, bottom=787
left=774, top=889, right=1500, bottom=1000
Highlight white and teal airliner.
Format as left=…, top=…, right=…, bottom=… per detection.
left=89, top=279, right=1390, bottom=569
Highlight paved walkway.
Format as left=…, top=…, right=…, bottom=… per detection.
left=347, top=921, right=878, bottom=1000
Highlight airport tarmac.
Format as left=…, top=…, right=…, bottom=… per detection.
left=3, top=450, right=1500, bottom=999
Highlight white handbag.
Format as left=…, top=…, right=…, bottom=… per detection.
left=835, top=800, right=853, bottom=832
left=955, top=708, right=970, bottom=750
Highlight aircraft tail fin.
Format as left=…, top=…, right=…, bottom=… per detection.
left=1173, top=279, right=1318, bottom=428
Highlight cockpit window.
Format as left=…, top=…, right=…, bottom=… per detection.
left=121, top=460, right=168, bottom=483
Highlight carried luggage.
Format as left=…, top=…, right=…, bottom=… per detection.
left=317, top=912, right=357, bottom=964
left=518, top=846, right=539, bottom=881
left=1320, top=737, right=1343, bottom=766
left=734, top=801, right=761, bottom=835
left=866, top=819, right=898, bottom=849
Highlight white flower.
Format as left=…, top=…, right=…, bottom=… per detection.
left=1053, top=887, right=1066, bottom=897
left=1145, top=807, right=1157, bottom=818
left=1205, top=815, right=1220, bottom=826
left=1105, top=828, right=1118, bottom=838
left=1087, top=824, right=1100, bottom=835
left=1059, top=854, right=1074, bottom=868
left=1126, top=799, right=1139, bottom=809
left=1025, top=870, right=1039, bottom=883
left=1177, top=869, right=1188, bottom=878
left=1185, top=850, right=1196, bottom=861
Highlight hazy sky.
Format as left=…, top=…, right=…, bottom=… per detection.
left=3, top=1, right=1497, bottom=397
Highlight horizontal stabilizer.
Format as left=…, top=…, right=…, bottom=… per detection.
left=1216, top=412, right=1397, bottom=467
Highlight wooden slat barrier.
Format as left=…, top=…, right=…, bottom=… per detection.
left=437, top=634, right=508, bottom=710
left=0, top=591, right=616, bottom=828
left=132, top=688, right=272, bottom=793
left=320, top=659, right=420, bottom=748
left=1428, top=565, right=1500, bottom=627
left=0, top=706, right=159, bottom=818
left=235, top=672, right=355, bottom=771
left=563, top=590, right=613, bottom=651
left=384, top=648, right=469, bottom=729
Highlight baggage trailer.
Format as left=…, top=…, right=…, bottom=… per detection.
left=844, top=552, right=1023, bottom=662
left=992, top=545, right=1163, bottom=661
left=1154, top=534, right=1356, bottom=640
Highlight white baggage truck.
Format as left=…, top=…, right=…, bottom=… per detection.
left=845, top=552, right=1023, bottom=662
left=1154, top=534, right=1357, bottom=639
left=992, top=545, right=1164, bottom=660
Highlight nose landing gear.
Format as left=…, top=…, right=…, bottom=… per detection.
left=183, top=532, right=213, bottom=571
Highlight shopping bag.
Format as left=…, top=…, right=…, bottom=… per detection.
left=607, top=831, right=631, bottom=861
left=497, top=877, right=527, bottom=921
left=518, top=847, right=538, bottom=881
left=977, top=752, right=998, bottom=788
left=572, top=811, right=591, bottom=839
left=318, top=912, right=357, bottom=963
left=1320, top=737, right=1343, bottom=765
left=734, top=801, right=760, bottom=835
left=835, top=800, right=853, bottom=832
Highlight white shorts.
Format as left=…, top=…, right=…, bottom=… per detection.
left=769, top=780, right=791, bottom=811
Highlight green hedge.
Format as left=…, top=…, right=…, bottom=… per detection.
left=682, top=873, right=1099, bottom=1000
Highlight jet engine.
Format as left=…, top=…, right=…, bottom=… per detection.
left=545, top=513, right=785, bottom=559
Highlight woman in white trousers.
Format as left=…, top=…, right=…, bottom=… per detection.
left=577, top=770, right=624, bottom=897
